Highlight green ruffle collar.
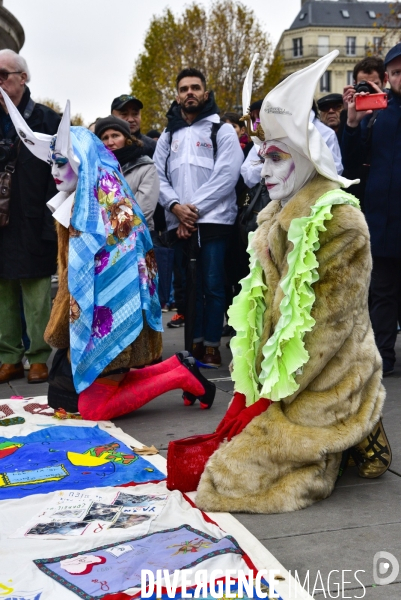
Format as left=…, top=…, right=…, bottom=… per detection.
left=228, top=189, right=360, bottom=405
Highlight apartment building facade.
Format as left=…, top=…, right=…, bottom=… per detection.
left=277, top=0, right=400, bottom=97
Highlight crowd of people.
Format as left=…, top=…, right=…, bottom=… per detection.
left=0, top=41, right=399, bottom=512
left=0, top=45, right=400, bottom=384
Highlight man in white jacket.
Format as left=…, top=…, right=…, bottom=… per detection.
left=154, top=68, right=243, bottom=367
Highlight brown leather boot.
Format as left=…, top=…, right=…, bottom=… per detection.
left=0, top=362, right=24, bottom=383
left=191, top=341, right=205, bottom=361
left=203, top=346, right=221, bottom=368
left=28, top=363, right=49, bottom=384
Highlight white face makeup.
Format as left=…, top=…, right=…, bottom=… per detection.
left=51, top=152, right=78, bottom=194
left=260, top=141, right=296, bottom=202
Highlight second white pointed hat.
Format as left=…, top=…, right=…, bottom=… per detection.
left=0, top=87, right=80, bottom=173
left=259, top=50, right=358, bottom=188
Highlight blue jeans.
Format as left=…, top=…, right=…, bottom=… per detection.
left=194, top=237, right=227, bottom=345
left=173, top=236, right=228, bottom=346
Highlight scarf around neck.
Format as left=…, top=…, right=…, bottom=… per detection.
left=113, top=142, right=149, bottom=167
left=165, top=90, right=220, bottom=134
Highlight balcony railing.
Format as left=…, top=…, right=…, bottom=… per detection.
left=281, top=44, right=391, bottom=61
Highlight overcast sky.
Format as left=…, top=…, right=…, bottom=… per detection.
left=5, top=0, right=383, bottom=124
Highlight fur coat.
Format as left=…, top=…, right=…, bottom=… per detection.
left=44, top=222, right=162, bottom=372
left=196, top=175, right=385, bottom=514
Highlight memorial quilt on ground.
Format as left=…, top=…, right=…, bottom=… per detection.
left=34, top=525, right=242, bottom=599
left=11, top=488, right=168, bottom=539
left=0, top=396, right=302, bottom=600
left=0, top=425, right=165, bottom=500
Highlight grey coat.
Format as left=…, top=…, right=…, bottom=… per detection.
left=122, top=156, right=160, bottom=231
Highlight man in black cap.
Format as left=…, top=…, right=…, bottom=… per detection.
left=111, top=94, right=156, bottom=157
left=341, top=42, right=401, bottom=376
left=317, top=93, right=343, bottom=134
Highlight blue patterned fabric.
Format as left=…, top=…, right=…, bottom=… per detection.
left=0, top=426, right=165, bottom=499
left=67, top=128, right=162, bottom=393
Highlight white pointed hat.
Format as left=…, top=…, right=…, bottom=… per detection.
left=259, top=50, right=357, bottom=188
left=242, top=53, right=266, bottom=143
left=242, top=53, right=259, bottom=116
left=0, top=87, right=80, bottom=173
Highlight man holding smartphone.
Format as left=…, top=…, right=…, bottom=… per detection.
left=341, top=43, right=401, bottom=376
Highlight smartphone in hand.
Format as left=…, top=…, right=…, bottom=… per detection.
left=355, top=93, right=388, bottom=112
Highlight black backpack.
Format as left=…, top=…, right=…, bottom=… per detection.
left=238, top=181, right=271, bottom=245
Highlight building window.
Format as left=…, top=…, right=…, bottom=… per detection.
left=347, top=71, right=354, bottom=86
left=367, top=10, right=376, bottom=19
left=293, top=38, right=303, bottom=57
left=341, top=10, right=350, bottom=18
left=373, top=36, right=383, bottom=53
left=318, top=35, right=329, bottom=56
left=320, top=71, right=331, bottom=93
left=299, top=12, right=306, bottom=20
left=346, top=36, right=356, bottom=56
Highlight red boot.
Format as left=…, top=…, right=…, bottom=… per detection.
left=125, top=352, right=190, bottom=382
left=78, top=359, right=215, bottom=421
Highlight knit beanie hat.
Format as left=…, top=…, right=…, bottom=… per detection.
left=94, top=115, right=131, bottom=140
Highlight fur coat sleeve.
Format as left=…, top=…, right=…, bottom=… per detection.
left=43, top=223, right=70, bottom=348
left=196, top=175, right=385, bottom=514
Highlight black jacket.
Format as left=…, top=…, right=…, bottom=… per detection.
left=136, top=131, right=156, bottom=158
left=341, top=90, right=401, bottom=258
left=0, top=87, right=60, bottom=278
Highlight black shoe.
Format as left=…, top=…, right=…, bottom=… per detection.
left=176, top=351, right=191, bottom=362
left=181, top=357, right=216, bottom=409
left=383, top=360, right=395, bottom=377
left=167, top=314, right=185, bottom=328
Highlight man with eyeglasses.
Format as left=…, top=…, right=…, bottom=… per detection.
left=111, top=95, right=156, bottom=157
left=0, top=49, right=60, bottom=385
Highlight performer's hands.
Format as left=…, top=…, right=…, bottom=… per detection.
left=215, top=392, right=246, bottom=434
left=217, top=397, right=272, bottom=442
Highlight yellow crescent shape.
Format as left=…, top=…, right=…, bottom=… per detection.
left=67, top=451, right=110, bottom=467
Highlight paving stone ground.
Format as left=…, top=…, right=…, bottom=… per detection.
left=3, top=312, right=401, bottom=599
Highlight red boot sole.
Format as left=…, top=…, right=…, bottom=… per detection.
left=183, top=393, right=197, bottom=406
left=200, top=402, right=212, bottom=410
